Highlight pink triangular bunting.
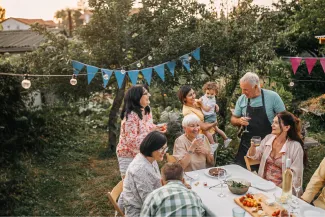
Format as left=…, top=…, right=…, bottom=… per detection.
left=290, top=57, right=302, bottom=74
left=320, top=58, right=325, bottom=73
left=305, top=58, right=318, bottom=74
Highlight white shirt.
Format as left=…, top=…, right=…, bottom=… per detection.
left=201, top=95, right=216, bottom=116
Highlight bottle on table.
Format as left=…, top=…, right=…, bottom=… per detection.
left=281, top=158, right=293, bottom=203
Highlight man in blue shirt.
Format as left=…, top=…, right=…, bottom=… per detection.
left=231, top=72, right=286, bottom=168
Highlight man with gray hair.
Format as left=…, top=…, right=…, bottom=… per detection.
left=231, top=72, right=285, bottom=168
left=140, top=163, right=205, bottom=217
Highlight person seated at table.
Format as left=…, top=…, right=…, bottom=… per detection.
left=301, top=158, right=325, bottom=210
left=140, top=162, right=206, bottom=217
left=246, top=111, right=306, bottom=187
left=119, top=131, right=168, bottom=217
left=173, top=114, right=214, bottom=172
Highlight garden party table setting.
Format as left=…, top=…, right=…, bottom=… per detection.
left=185, top=164, right=325, bottom=217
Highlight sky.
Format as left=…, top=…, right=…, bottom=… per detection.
left=1, top=0, right=275, bottom=21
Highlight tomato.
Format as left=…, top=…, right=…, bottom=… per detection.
left=239, top=196, right=245, bottom=202
left=243, top=201, right=247, bottom=206
left=276, top=210, right=280, bottom=216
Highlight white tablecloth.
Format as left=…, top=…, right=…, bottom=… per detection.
left=186, top=164, right=325, bottom=217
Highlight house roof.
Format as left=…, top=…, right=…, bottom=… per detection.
left=0, top=29, right=61, bottom=53
left=1, top=17, right=57, bottom=28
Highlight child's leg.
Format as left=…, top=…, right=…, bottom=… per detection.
left=202, top=130, right=216, bottom=144
left=215, top=126, right=228, bottom=140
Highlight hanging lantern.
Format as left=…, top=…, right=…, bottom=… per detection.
left=148, top=55, right=153, bottom=61
left=188, top=56, right=192, bottom=61
left=103, top=73, right=109, bottom=80
left=21, top=74, right=31, bottom=89
left=289, top=81, right=294, bottom=87
left=137, top=62, right=142, bottom=68
left=70, top=74, right=77, bottom=85
left=121, top=69, right=126, bottom=74
left=214, top=65, right=219, bottom=71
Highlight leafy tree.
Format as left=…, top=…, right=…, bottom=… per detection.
left=54, top=8, right=83, bottom=34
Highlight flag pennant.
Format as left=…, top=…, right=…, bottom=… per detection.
left=290, top=57, right=302, bottom=74
left=192, top=48, right=200, bottom=63
left=114, top=70, right=126, bottom=89
left=72, top=60, right=84, bottom=73
left=305, top=58, right=318, bottom=74
left=320, top=59, right=325, bottom=73
left=128, top=70, right=140, bottom=85
left=180, top=54, right=190, bottom=72
left=154, top=64, right=165, bottom=81
left=87, top=65, right=99, bottom=84
left=166, top=61, right=176, bottom=76
left=101, top=69, right=113, bottom=88
left=141, top=68, right=153, bottom=85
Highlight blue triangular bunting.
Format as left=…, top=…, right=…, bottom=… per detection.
left=166, top=61, right=176, bottom=76
left=141, top=68, right=153, bottom=85
left=128, top=70, right=140, bottom=85
left=72, top=60, right=84, bottom=73
left=115, top=70, right=126, bottom=89
left=101, top=69, right=113, bottom=88
left=192, top=48, right=200, bottom=63
left=154, top=64, right=165, bottom=81
left=180, top=54, right=190, bottom=72
left=87, top=65, right=99, bottom=84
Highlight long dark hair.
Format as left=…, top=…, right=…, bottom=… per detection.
left=177, top=85, right=192, bottom=105
left=120, top=84, right=150, bottom=120
left=277, top=111, right=307, bottom=167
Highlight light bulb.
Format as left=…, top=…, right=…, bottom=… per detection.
left=121, top=69, right=126, bottom=74
left=159, top=38, right=163, bottom=42
left=21, top=79, right=31, bottom=89
left=214, top=65, right=219, bottom=70
left=137, top=62, right=141, bottom=67
left=103, top=73, right=109, bottom=80
left=70, top=78, right=77, bottom=85
left=188, top=56, right=192, bottom=61
left=148, top=56, right=152, bottom=60
left=289, top=81, right=294, bottom=87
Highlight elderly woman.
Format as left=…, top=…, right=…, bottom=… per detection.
left=116, top=85, right=166, bottom=177
left=173, top=114, right=214, bottom=172
left=120, top=131, right=168, bottom=217
left=246, top=111, right=306, bottom=186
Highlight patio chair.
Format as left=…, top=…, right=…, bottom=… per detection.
left=244, top=156, right=260, bottom=172
left=107, top=180, right=124, bottom=217
left=166, top=153, right=177, bottom=163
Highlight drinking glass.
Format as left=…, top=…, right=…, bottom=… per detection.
left=218, top=169, right=226, bottom=198
left=232, top=207, right=246, bottom=217
left=293, top=177, right=302, bottom=205
left=251, top=136, right=261, bottom=147
left=243, top=112, right=251, bottom=133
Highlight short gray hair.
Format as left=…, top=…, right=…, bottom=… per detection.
left=240, top=72, right=260, bottom=87
left=182, top=114, right=200, bottom=127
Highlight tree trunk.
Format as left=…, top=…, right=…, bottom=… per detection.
left=108, top=79, right=126, bottom=153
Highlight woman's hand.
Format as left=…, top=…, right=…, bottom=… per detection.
left=195, top=146, right=210, bottom=155
left=154, top=124, right=167, bottom=133
left=194, top=98, right=203, bottom=107
left=189, top=139, right=201, bottom=152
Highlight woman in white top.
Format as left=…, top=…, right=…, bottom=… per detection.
left=119, top=131, right=168, bottom=217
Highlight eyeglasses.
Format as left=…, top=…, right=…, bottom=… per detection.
left=158, top=146, right=168, bottom=154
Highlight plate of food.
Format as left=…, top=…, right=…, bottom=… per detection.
left=204, top=167, right=231, bottom=178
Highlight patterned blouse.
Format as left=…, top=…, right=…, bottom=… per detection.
left=264, top=155, right=283, bottom=186
left=116, top=111, right=156, bottom=158
left=120, top=153, right=162, bottom=217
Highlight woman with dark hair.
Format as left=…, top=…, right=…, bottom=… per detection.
left=178, top=85, right=218, bottom=152
left=119, top=131, right=168, bottom=217
left=247, top=111, right=306, bottom=186
left=116, top=85, right=166, bottom=177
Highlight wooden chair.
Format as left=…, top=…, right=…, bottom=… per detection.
left=107, top=180, right=124, bottom=217
left=244, top=156, right=260, bottom=172
left=166, top=153, right=177, bottom=163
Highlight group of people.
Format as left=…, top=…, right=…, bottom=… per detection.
left=114, top=72, right=325, bottom=217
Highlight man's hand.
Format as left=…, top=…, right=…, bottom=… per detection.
left=239, top=117, right=250, bottom=126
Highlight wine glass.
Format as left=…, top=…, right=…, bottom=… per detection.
left=292, top=177, right=302, bottom=205
left=217, top=169, right=226, bottom=198
left=243, top=112, right=251, bottom=133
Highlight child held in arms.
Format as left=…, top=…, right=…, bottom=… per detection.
left=197, top=82, right=232, bottom=147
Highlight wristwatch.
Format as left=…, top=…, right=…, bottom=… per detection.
left=188, top=150, right=194, bottom=154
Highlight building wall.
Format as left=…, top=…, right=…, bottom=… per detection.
left=1, top=19, right=30, bottom=30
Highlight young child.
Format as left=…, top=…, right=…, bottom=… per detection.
left=199, top=82, right=232, bottom=147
